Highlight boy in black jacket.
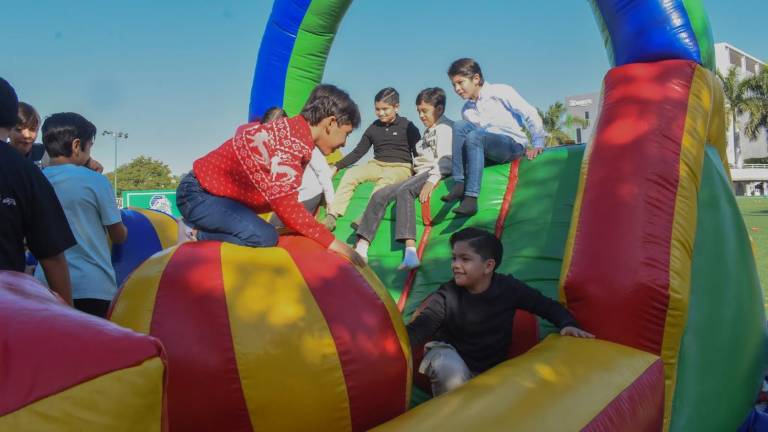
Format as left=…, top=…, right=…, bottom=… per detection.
left=407, top=227, right=594, bottom=396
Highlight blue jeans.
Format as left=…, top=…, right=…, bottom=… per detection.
left=452, top=120, right=525, bottom=197
left=176, top=173, right=278, bottom=247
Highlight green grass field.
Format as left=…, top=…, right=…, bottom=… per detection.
left=737, top=197, right=768, bottom=307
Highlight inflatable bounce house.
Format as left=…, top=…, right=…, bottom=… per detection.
left=1, top=0, right=765, bottom=431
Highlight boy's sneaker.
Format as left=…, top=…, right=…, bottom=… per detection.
left=452, top=196, right=478, bottom=217
left=441, top=182, right=465, bottom=203
left=324, top=214, right=337, bottom=231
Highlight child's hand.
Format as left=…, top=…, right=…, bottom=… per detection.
left=419, top=181, right=436, bottom=203
left=88, top=158, right=104, bottom=173
left=328, top=239, right=367, bottom=267
left=525, top=148, right=544, bottom=160
left=560, top=326, right=595, bottom=338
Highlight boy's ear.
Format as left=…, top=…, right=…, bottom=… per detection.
left=484, top=259, right=496, bottom=275
left=71, top=138, right=82, bottom=155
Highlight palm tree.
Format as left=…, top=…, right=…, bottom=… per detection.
left=742, top=67, right=768, bottom=142
left=717, top=66, right=751, bottom=167
left=538, top=102, right=588, bottom=147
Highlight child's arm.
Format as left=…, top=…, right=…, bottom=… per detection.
left=407, top=122, right=421, bottom=159
left=270, top=194, right=365, bottom=267
left=107, top=222, right=128, bottom=244
left=498, top=85, right=546, bottom=149
left=334, top=131, right=373, bottom=170
left=38, top=252, right=72, bottom=305
left=96, top=175, right=126, bottom=243
left=406, top=291, right=447, bottom=349
left=511, top=276, right=582, bottom=330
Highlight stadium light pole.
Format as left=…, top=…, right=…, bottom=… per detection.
left=102, top=130, right=128, bottom=196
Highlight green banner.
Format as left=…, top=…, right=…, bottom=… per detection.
left=121, top=189, right=180, bottom=217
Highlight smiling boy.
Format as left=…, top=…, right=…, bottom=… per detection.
left=443, top=58, right=547, bottom=216
left=406, top=227, right=594, bottom=396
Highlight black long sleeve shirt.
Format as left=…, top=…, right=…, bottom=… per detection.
left=406, top=273, right=580, bottom=373
left=335, top=115, right=421, bottom=170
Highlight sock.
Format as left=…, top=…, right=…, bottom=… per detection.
left=355, top=240, right=369, bottom=258
left=398, top=246, right=421, bottom=270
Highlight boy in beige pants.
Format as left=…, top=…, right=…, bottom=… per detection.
left=325, top=87, right=421, bottom=230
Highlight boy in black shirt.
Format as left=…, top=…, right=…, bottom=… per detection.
left=0, top=77, right=76, bottom=304
left=407, top=227, right=594, bottom=396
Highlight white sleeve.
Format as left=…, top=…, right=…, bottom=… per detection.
left=428, top=123, right=453, bottom=185
left=308, top=148, right=335, bottom=204
left=498, top=85, right=546, bottom=148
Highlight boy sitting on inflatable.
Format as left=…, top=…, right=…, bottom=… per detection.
left=442, top=58, right=547, bottom=216
left=176, top=84, right=365, bottom=266
left=407, top=227, right=594, bottom=396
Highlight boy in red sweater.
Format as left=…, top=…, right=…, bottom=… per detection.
left=177, top=84, right=365, bottom=265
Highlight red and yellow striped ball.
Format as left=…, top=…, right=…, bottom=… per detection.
left=109, top=236, right=411, bottom=432
left=0, top=271, right=167, bottom=431
left=112, top=207, right=179, bottom=287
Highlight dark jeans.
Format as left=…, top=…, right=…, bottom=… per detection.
left=452, top=120, right=525, bottom=197
left=176, top=173, right=278, bottom=247
left=74, top=299, right=111, bottom=318
left=269, top=194, right=323, bottom=230
left=356, top=172, right=431, bottom=243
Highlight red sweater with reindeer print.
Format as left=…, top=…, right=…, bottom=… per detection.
left=192, top=115, right=335, bottom=248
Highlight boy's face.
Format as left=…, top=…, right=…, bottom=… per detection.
left=451, top=240, right=495, bottom=288
left=416, top=102, right=444, bottom=129
left=374, top=101, right=398, bottom=125
left=9, top=126, right=38, bottom=156
left=315, top=117, right=353, bottom=155
left=451, top=74, right=482, bottom=100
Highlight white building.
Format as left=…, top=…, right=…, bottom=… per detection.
left=714, top=42, right=767, bottom=169
left=564, top=92, right=600, bottom=145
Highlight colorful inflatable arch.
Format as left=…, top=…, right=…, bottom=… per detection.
left=249, top=1, right=765, bottom=431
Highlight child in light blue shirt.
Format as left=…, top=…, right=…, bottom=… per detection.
left=35, top=113, right=127, bottom=318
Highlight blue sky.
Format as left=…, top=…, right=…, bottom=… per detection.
left=5, top=1, right=767, bottom=175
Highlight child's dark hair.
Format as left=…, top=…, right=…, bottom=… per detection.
left=447, top=58, right=485, bottom=85
left=416, top=87, right=446, bottom=110
left=17, top=102, right=41, bottom=131
left=450, top=227, right=503, bottom=270
left=0, top=77, right=19, bottom=129
left=300, top=84, right=361, bottom=129
left=375, top=87, right=400, bottom=106
left=262, top=106, right=287, bottom=123
left=42, top=112, right=97, bottom=158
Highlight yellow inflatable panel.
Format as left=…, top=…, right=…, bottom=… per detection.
left=374, top=336, right=661, bottom=432
left=0, top=357, right=165, bottom=432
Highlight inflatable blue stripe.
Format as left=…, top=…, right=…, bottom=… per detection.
left=593, top=0, right=702, bottom=66
left=112, top=209, right=163, bottom=287
left=248, top=0, right=313, bottom=122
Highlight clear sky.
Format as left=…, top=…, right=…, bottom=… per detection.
left=5, top=0, right=767, bottom=175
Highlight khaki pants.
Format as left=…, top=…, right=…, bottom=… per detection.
left=328, top=160, right=412, bottom=217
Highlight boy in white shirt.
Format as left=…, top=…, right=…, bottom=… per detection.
left=442, top=58, right=546, bottom=216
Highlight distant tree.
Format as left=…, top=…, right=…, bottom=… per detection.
left=742, top=66, right=768, bottom=141
left=106, top=156, right=179, bottom=196
left=538, top=102, right=588, bottom=147
left=717, top=66, right=751, bottom=166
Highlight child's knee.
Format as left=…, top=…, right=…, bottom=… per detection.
left=466, top=130, right=485, bottom=147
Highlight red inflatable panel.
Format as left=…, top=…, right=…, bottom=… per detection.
left=562, top=60, right=697, bottom=354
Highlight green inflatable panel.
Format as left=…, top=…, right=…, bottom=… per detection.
left=670, top=146, right=767, bottom=431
